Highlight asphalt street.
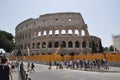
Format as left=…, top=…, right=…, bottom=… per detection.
left=21, top=63, right=120, bottom=80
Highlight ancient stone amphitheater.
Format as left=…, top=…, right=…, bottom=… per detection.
left=15, top=12, right=103, bottom=55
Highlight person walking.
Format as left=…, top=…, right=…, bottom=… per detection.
left=27, top=62, right=30, bottom=72
left=30, top=62, right=35, bottom=72
left=0, top=57, right=12, bottom=80
left=48, top=61, right=52, bottom=70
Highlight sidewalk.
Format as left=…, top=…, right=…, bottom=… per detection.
left=12, top=70, right=19, bottom=80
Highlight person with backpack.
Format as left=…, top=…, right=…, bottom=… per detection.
left=0, top=57, right=12, bottom=80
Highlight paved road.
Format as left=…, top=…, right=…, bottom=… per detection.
left=21, top=62, right=120, bottom=80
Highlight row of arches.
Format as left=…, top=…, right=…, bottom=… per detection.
left=17, top=40, right=90, bottom=50
left=16, top=29, right=87, bottom=41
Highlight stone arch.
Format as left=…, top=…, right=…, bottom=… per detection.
left=75, top=41, right=79, bottom=48
left=49, top=30, right=53, bottom=35
left=55, top=30, right=59, bottom=34
left=61, top=41, right=66, bottom=48
left=43, top=30, right=47, bottom=35
left=61, top=29, right=66, bottom=34
left=42, top=42, right=46, bottom=48
left=81, top=30, right=85, bottom=36
left=36, top=42, right=40, bottom=49
left=54, top=41, right=59, bottom=48
left=68, top=41, right=73, bottom=48
left=48, top=41, right=52, bottom=48
left=82, top=40, right=86, bottom=48
left=68, top=29, right=73, bottom=34
left=32, top=43, right=35, bottom=49
left=38, top=32, right=41, bottom=36
left=75, top=29, right=79, bottom=36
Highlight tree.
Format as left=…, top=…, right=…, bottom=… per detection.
left=109, top=45, right=114, bottom=51
left=0, top=30, right=15, bottom=52
left=103, top=47, right=109, bottom=52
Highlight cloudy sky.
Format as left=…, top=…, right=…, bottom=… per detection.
left=0, top=0, right=120, bottom=47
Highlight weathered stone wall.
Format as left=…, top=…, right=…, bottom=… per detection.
left=15, top=12, right=102, bottom=55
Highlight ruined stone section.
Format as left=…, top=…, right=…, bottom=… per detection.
left=15, top=12, right=102, bottom=55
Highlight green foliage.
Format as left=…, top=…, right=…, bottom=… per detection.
left=109, top=45, right=114, bottom=51
left=103, top=47, right=109, bottom=52
left=0, top=30, right=15, bottom=52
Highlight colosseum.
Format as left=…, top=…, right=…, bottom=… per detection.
left=15, top=12, right=103, bottom=56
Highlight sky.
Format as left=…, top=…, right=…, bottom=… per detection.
left=0, top=0, right=120, bottom=47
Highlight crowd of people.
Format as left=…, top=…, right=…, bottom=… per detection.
left=53, top=58, right=109, bottom=71
left=0, top=55, right=109, bottom=80
left=27, top=61, right=35, bottom=72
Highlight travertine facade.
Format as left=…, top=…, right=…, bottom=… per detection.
left=112, top=34, right=120, bottom=52
left=15, top=12, right=102, bottom=55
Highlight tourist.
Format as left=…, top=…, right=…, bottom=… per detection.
left=27, top=61, right=30, bottom=72
left=30, top=62, right=35, bottom=72
left=48, top=61, right=52, bottom=70
left=0, top=57, right=12, bottom=80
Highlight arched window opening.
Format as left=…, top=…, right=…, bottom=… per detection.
left=48, top=41, right=52, bottom=48
left=54, top=41, right=59, bottom=48
left=82, top=41, right=86, bottom=48
left=49, top=30, right=53, bottom=35
left=36, top=42, right=40, bottom=49
left=75, top=41, right=79, bottom=48
left=42, top=42, right=46, bottom=48
left=68, top=41, right=73, bottom=48
left=32, top=43, right=35, bottom=49
left=68, top=18, right=72, bottom=21
left=43, top=31, right=47, bottom=36
left=38, top=32, right=41, bottom=36
left=75, top=30, right=79, bottom=36
left=61, top=41, right=66, bottom=48
left=68, top=29, right=73, bottom=34
left=55, top=30, right=59, bottom=34
left=61, top=29, right=66, bottom=34
left=81, top=30, right=85, bottom=36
